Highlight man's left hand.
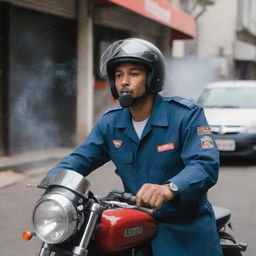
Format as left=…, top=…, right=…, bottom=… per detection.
left=136, top=183, right=175, bottom=209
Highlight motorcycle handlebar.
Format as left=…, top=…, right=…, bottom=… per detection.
left=111, top=190, right=156, bottom=215
left=112, top=190, right=136, bottom=203
left=122, top=192, right=137, bottom=203
left=136, top=206, right=156, bottom=215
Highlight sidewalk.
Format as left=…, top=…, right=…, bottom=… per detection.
left=0, top=147, right=72, bottom=188
left=0, top=147, right=72, bottom=171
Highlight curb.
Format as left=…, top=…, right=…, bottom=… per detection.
left=0, top=147, right=72, bottom=189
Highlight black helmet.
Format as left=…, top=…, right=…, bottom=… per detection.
left=100, top=38, right=166, bottom=99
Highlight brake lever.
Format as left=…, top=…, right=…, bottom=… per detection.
left=26, top=184, right=47, bottom=189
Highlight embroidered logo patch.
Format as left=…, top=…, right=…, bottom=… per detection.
left=157, top=143, right=175, bottom=152
left=112, top=140, right=123, bottom=149
left=201, top=136, right=214, bottom=149
left=197, top=126, right=212, bottom=135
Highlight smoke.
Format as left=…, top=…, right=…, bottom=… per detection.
left=163, top=56, right=225, bottom=101
left=10, top=58, right=76, bottom=153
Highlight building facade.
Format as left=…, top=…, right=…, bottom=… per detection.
left=197, top=0, right=256, bottom=80
left=0, top=0, right=195, bottom=156
left=235, top=0, right=256, bottom=80
left=165, top=0, right=256, bottom=101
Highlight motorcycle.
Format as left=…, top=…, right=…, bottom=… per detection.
left=23, top=169, right=247, bottom=256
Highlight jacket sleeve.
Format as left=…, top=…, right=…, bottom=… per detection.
left=167, top=106, right=219, bottom=207
left=47, top=119, right=110, bottom=178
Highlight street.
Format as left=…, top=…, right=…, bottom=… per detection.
left=209, top=158, right=256, bottom=256
left=0, top=159, right=255, bottom=256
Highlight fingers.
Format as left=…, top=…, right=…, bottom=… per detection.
left=136, top=183, right=172, bottom=209
left=149, top=193, right=164, bottom=209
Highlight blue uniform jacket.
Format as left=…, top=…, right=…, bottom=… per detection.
left=48, top=94, right=223, bottom=256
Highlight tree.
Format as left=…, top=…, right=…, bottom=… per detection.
left=192, top=0, right=217, bottom=20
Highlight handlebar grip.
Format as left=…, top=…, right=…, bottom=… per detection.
left=111, top=190, right=136, bottom=203
left=111, top=190, right=156, bottom=215
left=136, top=206, right=157, bottom=215
left=123, top=192, right=136, bottom=203
left=122, top=193, right=156, bottom=215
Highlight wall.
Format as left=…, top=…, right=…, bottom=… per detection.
left=164, top=0, right=239, bottom=100
left=197, top=0, right=238, bottom=59
left=0, top=0, right=76, bottom=19
left=237, top=0, right=256, bottom=38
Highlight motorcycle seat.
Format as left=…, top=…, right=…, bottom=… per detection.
left=213, top=206, right=231, bottom=230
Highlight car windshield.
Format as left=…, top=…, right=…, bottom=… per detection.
left=197, top=87, right=256, bottom=108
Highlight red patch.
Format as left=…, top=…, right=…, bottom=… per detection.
left=157, top=143, right=175, bottom=152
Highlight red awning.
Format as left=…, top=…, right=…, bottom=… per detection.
left=91, top=0, right=196, bottom=39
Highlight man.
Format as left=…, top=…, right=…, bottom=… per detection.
left=46, top=38, right=223, bottom=255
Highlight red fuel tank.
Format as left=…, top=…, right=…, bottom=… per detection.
left=95, top=208, right=156, bottom=253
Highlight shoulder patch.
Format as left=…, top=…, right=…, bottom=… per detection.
left=168, top=96, right=195, bottom=109
left=103, top=104, right=123, bottom=116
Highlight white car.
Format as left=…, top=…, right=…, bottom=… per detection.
left=197, top=80, right=256, bottom=157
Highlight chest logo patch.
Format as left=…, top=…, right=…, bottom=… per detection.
left=197, top=126, right=212, bottom=135
left=112, top=140, right=123, bottom=149
left=201, top=136, right=214, bottom=149
left=157, top=143, right=175, bottom=152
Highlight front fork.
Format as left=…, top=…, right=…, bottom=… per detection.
left=39, top=243, right=51, bottom=256
left=38, top=203, right=103, bottom=256
left=72, top=203, right=103, bottom=256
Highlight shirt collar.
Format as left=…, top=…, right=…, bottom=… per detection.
left=113, top=107, right=131, bottom=128
left=148, top=94, right=169, bottom=127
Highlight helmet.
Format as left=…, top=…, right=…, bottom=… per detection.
left=100, top=38, right=166, bottom=99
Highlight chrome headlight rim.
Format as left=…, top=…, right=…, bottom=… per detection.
left=32, top=193, right=78, bottom=244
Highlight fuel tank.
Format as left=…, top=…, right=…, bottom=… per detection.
left=95, top=208, right=156, bottom=253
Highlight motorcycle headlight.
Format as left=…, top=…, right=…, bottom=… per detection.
left=33, top=193, right=77, bottom=244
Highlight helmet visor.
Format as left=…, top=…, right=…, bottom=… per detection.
left=100, top=39, right=158, bottom=76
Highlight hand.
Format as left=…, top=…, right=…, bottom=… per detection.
left=136, top=183, right=175, bottom=209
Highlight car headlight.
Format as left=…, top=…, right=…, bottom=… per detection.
left=33, top=193, right=77, bottom=244
left=242, top=125, right=256, bottom=134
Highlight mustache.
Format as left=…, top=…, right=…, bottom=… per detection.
left=120, top=88, right=132, bottom=93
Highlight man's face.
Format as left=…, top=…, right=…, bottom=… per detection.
left=114, top=63, right=147, bottom=98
